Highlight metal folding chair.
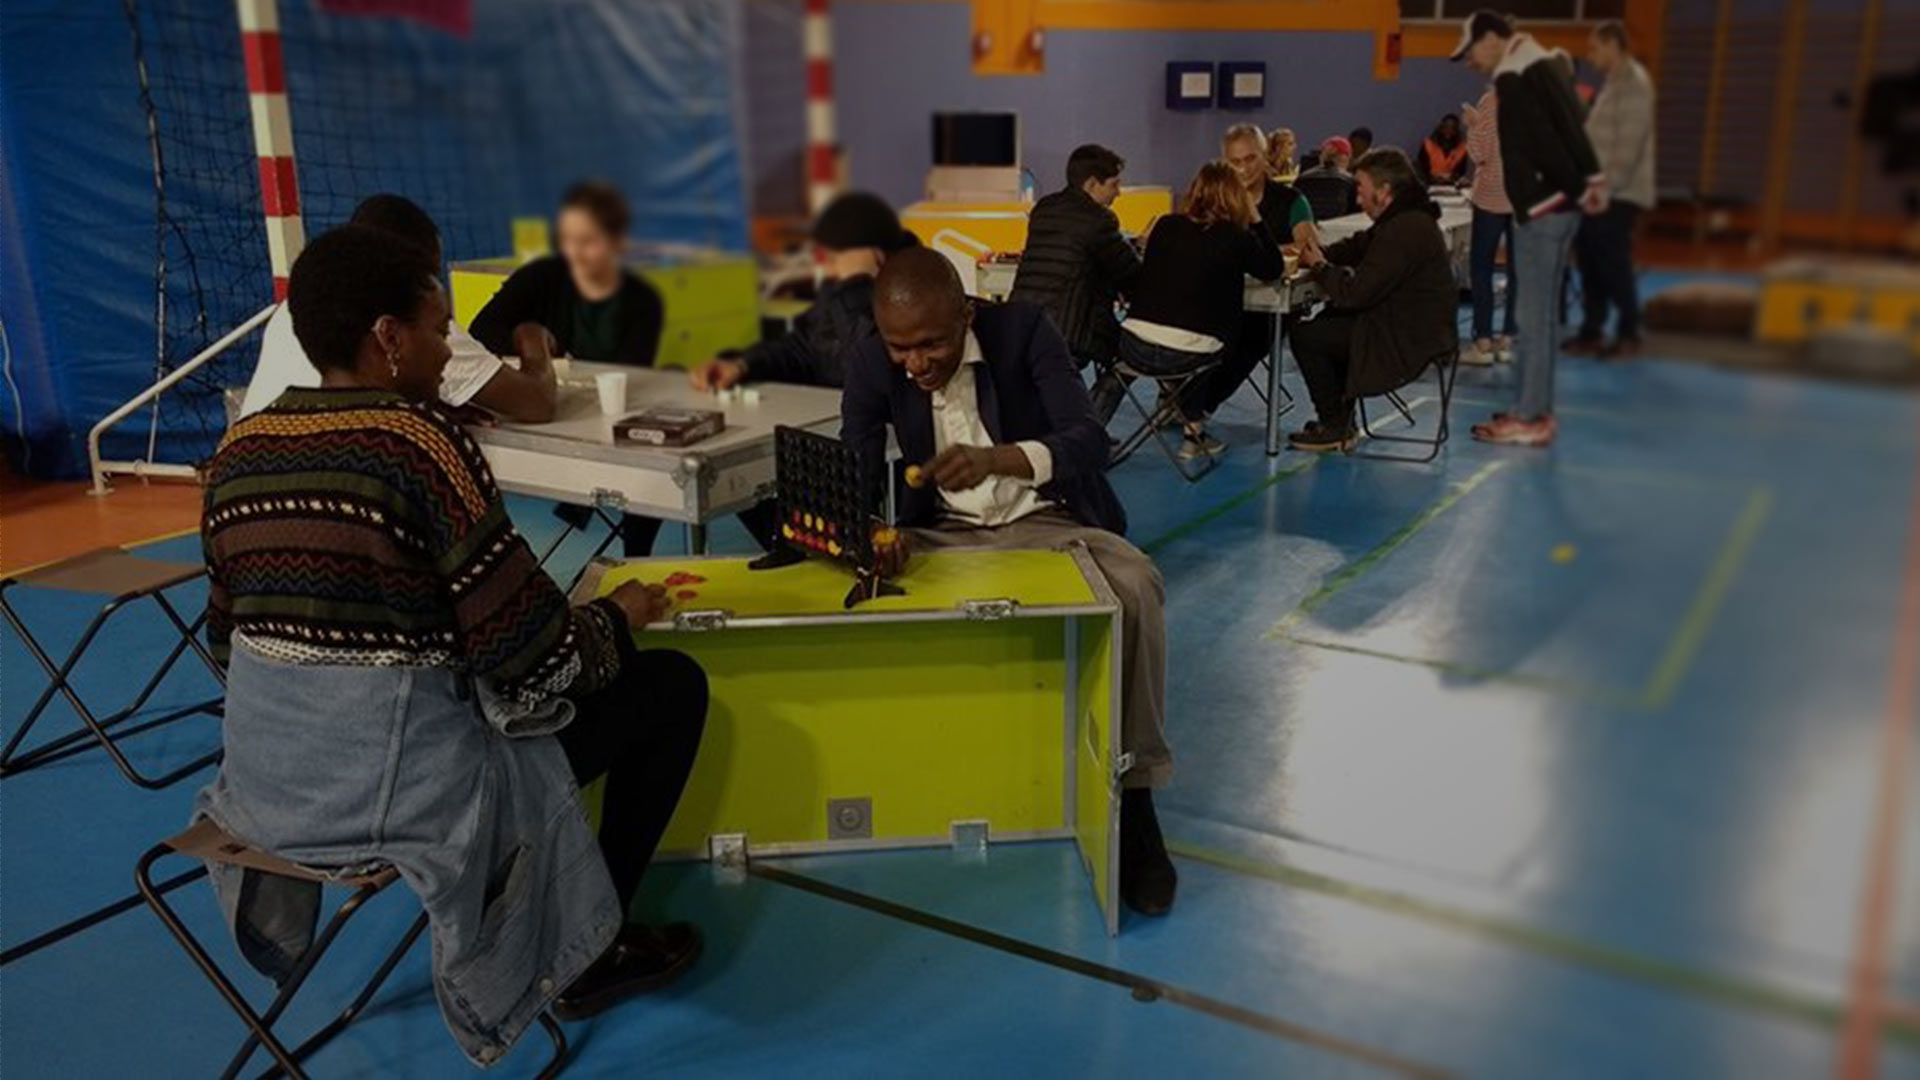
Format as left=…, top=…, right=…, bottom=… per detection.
left=0, top=548, right=224, bottom=789
left=1348, top=351, right=1461, bottom=465
left=137, top=818, right=569, bottom=1080
left=1108, top=358, right=1223, bottom=483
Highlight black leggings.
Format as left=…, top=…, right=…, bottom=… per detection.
left=556, top=648, right=709, bottom=914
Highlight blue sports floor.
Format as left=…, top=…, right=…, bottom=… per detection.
left=5, top=286, right=1920, bottom=1077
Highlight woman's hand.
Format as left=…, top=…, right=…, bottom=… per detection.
left=607, top=580, right=672, bottom=628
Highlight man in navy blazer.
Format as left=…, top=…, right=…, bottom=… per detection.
left=842, top=248, right=1177, bottom=917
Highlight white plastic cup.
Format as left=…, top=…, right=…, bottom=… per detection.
left=550, top=356, right=572, bottom=381
left=595, top=371, right=628, bottom=416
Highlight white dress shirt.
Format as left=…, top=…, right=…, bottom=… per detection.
left=239, top=303, right=505, bottom=418
left=930, top=332, right=1056, bottom=528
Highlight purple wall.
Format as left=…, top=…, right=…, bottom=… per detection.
left=830, top=1, right=1485, bottom=206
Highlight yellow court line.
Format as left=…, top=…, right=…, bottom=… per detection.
left=1, top=526, right=201, bottom=579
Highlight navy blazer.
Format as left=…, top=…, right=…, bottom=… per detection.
left=842, top=301, right=1128, bottom=536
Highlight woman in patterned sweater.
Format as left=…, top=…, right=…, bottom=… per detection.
left=198, top=225, right=707, bottom=1064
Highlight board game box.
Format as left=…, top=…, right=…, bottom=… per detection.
left=614, top=407, right=726, bottom=448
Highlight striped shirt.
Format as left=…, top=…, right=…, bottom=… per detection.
left=202, top=387, right=627, bottom=708
left=1466, top=89, right=1513, bottom=215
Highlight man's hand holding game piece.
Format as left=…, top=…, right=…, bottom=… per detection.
left=608, top=580, right=672, bottom=628
left=927, top=444, right=1032, bottom=492
left=870, top=525, right=911, bottom=579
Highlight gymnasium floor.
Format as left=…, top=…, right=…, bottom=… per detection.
left=4, top=284, right=1919, bottom=1078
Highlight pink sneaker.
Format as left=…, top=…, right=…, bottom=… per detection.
left=1472, top=413, right=1556, bottom=446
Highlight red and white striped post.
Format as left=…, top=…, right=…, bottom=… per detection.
left=803, top=0, right=838, bottom=214
left=237, top=0, right=304, bottom=300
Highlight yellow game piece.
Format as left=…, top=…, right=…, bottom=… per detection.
left=782, top=524, right=795, bottom=540
left=1551, top=543, right=1577, bottom=564
left=905, top=465, right=927, bottom=489
left=828, top=541, right=843, bottom=557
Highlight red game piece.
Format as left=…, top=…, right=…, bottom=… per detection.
left=675, top=589, right=698, bottom=601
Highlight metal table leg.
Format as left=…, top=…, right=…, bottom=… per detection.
left=687, top=522, right=709, bottom=556
left=1264, top=318, right=1289, bottom=456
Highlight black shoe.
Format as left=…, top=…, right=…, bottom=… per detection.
left=1288, top=422, right=1356, bottom=452
left=551, top=922, right=703, bottom=1021
left=1120, top=789, right=1177, bottom=917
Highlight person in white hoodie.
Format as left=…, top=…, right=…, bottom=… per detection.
left=1567, top=20, right=1657, bottom=360
left=1453, top=9, right=1607, bottom=448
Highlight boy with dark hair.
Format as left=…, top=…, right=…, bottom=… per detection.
left=1009, top=143, right=1142, bottom=420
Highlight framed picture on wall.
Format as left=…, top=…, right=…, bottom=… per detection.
left=1166, top=62, right=1214, bottom=112
left=1217, top=62, right=1266, bottom=111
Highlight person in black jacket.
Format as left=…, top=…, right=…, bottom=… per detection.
left=1291, top=149, right=1460, bottom=451
left=1008, top=144, right=1142, bottom=420
left=844, top=247, right=1176, bottom=917
left=1117, top=160, right=1287, bottom=460
left=1454, top=9, right=1608, bottom=448
left=470, top=181, right=669, bottom=555
left=688, top=191, right=916, bottom=549
left=470, top=182, right=665, bottom=370
left=691, top=193, right=913, bottom=394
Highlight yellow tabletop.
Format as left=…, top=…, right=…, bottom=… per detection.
left=599, top=548, right=1101, bottom=623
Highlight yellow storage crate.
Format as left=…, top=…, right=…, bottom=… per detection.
left=449, top=249, right=762, bottom=369
left=594, top=546, right=1125, bottom=934
left=1757, top=257, right=1920, bottom=355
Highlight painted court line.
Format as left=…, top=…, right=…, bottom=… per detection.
left=1169, top=842, right=1920, bottom=1051
left=749, top=862, right=1453, bottom=1079
left=1138, top=396, right=1435, bottom=557
left=1, top=525, right=201, bottom=578
left=1269, top=459, right=1508, bottom=638
left=1638, top=485, right=1773, bottom=709
left=1835, top=439, right=1920, bottom=1079
left=1270, top=466, right=1771, bottom=711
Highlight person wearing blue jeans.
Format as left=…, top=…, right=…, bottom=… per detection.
left=1468, top=207, right=1517, bottom=359
left=1454, top=9, right=1608, bottom=447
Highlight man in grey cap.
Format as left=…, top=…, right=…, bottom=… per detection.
left=1453, top=9, right=1607, bottom=449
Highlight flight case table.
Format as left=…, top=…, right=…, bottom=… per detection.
left=595, top=546, right=1127, bottom=934
left=471, top=364, right=842, bottom=555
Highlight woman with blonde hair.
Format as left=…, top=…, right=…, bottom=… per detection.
left=1267, top=127, right=1300, bottom=185
left=1097, top=161, right=1286, bottom=460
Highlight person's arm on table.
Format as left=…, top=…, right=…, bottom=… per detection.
left=697, top=305, right=818, bottom=390
left=1288, top=198, right=1320, bottom=262
left=467, top=261, right=549, bottom=358
left=1314, top=222, right=1418, bottom=311
left=466, top=322, right=558, bottom=423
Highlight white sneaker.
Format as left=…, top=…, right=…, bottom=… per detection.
left=1459, top=340, right=1496, bottom=366
left=1494, top=336, right=1515, bottom=363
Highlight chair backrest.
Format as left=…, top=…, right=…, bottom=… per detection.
left=1295, top=173, right=1357, bottom=222
left=165, top=818, right=398, bottom=890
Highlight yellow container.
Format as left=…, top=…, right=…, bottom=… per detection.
left=595, top=546, right=1125, bottom=933
left=449, top=249, right=762, bottom=369
left=902, top=187, right=1174, bottom=257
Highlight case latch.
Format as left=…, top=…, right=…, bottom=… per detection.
left=961, top=598, right=1020, bottom=621
left=590, top=487, right=628, bottom=511
left=674, top=609, right=732, bottom=632
left=708, top=833, right=747, bottom=869
left=1112, top=751, right=1136, bottom=788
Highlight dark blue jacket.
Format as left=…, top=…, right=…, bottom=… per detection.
left=842, top=302, right=1128, bottom=537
